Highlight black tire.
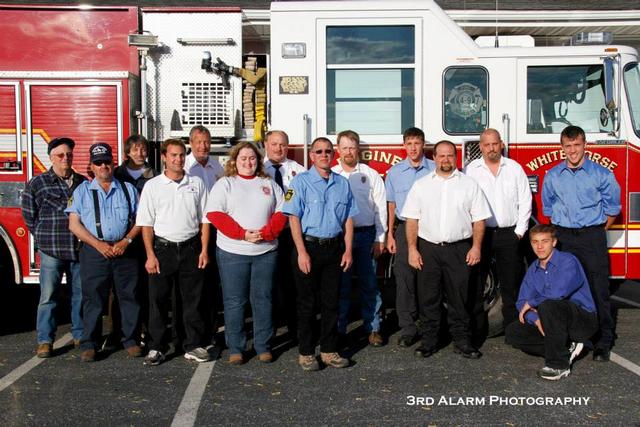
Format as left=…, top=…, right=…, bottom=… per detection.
left=483, top=260, right=504, bottom=337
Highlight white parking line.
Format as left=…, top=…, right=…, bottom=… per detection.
left=611, top=352, right=640, bottom=377
left=0, top=333, right=72, bottom=393
left=170, top=361, right=216, bottom=427
left=611, top=295, right=640, bottom=309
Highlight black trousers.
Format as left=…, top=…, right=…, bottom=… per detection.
left=202, top=233, right=221, bottom=345
left=417, top=238, right=472, bottom=348
left=273, top=227, right=298, bottom=335
left=147, top=236, right=205, bottom=352
left=293, top=238, right=342, bottom=355
left=480, top=226, right=524, bottom=327
left=505, top=300, right=598, bottom=369
left=79, top=244, right=139, bottom=351
left=556, top=225, right=613, bottom=349
left=393, top=222, right=420, bottom=337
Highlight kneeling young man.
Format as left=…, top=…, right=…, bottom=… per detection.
left=505, top=224, right=598, bottom=381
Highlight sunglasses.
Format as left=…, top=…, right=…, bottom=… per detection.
left=53, top=152, right=73, bottom=159
left=92, top=160, right=112, bottom=167
left=313, top=149, right=333, bottom=155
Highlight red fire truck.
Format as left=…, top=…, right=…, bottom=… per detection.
left=1, top=2, right=639, bottom=333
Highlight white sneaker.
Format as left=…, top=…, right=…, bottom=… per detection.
left=184, top=347, right=212, bottom=363
left=538, top=366, right=570, bottom=381
left=569, top=342, right=584, bottom=365
left=144, top=350, right=165, bottom=366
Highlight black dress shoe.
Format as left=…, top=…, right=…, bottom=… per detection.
left=397, top=335, right=417, bottom=348
left=414, top=346, right=436, bottom=358
left=593, top=347, right=610, bottom=362
left=453, top=344, right=482, bottom=359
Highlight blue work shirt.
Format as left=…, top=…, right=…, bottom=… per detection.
left=542, top=159, right=621, bottom=228
left=385, top=156, right=435, bottom=220
left=282, top=166, right=358, bottom=238
left=516, top=249, right=596, bottom=325
left=65, top=178, right=138, bottom=242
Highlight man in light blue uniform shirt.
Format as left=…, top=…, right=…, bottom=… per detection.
left=67, top=143, right=142, bottom=362
left=542, top=125, right=620, bottom=362
left=283, top=137, right=358, bottom=372
left=384, top=127, right=435, bottom=347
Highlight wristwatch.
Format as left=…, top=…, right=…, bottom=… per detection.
left=124, top=237, right=133, bottom=244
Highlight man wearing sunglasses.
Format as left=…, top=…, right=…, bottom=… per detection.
left=283, top=137, right=358, bottom=371
left=66, top=143, right=142, bottom=362
left=22, top=137, right=87, bottom=358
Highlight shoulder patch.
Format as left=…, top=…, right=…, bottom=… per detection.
left=284, top=188, right=294, bottom=201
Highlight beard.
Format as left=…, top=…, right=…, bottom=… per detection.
left=439, top=163, right=454, bottom=173
left=342, top=154, right=357, bottom=167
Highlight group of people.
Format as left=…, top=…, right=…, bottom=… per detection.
left=22, top=122, right=620, bottom=380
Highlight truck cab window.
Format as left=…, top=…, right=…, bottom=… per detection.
left=443, top=67, right=488, bottom=134
left=527, top=65, right=612, bottom=134
left=624, top=62, right=640, bottom=138
left=326, top=26, right=415, bottom=135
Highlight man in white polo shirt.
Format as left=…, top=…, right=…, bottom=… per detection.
left=137, top=138, right=211, bottom=366
left=332, top=130, right=387, bottom=347
left=402, top=140, right=491, bottom=360
left=464, top=128, right=532, bottom=330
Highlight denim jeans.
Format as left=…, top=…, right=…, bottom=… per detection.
left=37, top=250, right=83, bottom=343
left=338, top=226, right=382, bottom=334
left=216, top=247, right=277, bottom=355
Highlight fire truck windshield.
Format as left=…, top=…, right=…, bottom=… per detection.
left=624, top=62, right=640, bottom=138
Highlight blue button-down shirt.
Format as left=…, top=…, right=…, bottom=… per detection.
left=282, top=166, right=358, bottom=238
left=542, top=159, right=621, bottom=228
left=65, top=178, right=138, bottom=241
left=385, top=157, right=435, bottom=220
left=516, top=249, right=596, bottom=325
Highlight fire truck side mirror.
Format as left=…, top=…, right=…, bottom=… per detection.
left=603, top=57, right=616, bottom=111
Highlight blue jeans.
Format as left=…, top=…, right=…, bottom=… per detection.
left=37, top=250, right=83, bottom=343
left=338, top=227, right=382, bottom=334
left=216, top=247, right=276, bottom=355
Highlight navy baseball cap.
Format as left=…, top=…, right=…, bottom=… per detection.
left=89, top=143, right=113, bottom=163
left=47, top=137, right=75, bottom=154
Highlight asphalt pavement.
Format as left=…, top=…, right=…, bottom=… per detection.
left=1, top=282, right=639, bottom=425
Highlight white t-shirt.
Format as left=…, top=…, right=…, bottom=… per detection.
left=208, top=175, right=284, bottom=255
left=136, top=173, right=209, bottom=242
left=401, top=169, right=491, bottom=244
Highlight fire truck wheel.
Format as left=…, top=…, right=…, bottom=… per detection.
left=483, top=261, right=504, bottom=338
left=0, top=242, right=16, bottom=286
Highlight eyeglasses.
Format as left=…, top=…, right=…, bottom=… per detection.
left=313, top=149, right=333, bottom=155
left=53, top=152, right=73, bottom=159
left=92, top=160, right=112, bottom=167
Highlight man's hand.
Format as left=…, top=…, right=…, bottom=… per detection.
left=465, top=246, right=481, bottom=266
left=245, top=230, right=262, bottom=243
left=386, top=232, right=396, bottom=254
left=297, top=250, right=312, bottom=274
left=96, top=241, right=115, bottom=259
left=534, top=318, right=545, bottom=336
left=408, top=248, right=423, bottom=270
left=340, top=250, right=353, bottom=272
left=372, top=242, right=385, bottom=259
left=146, top=253, right=160, bottom=274
left=518, top=301, right=538, bottom=324
left=112, top=238, right=130, bottom=257
left=198, top=250, right=209, bottom=269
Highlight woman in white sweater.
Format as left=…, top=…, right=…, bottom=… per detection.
left=207, top=142, right=286, bottom=365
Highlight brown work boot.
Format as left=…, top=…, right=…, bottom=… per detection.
left=73, top=339, right=81, bottom=349
left=228, top=354, right=244, bottom=366
left=80, top=349, right=96, bottom=362
left=368, top=331, right=384, bottom=347
left=126, top=345, right=143, bottom=358
left=258, top=352, right=273, bottom=364
left=298, top=354, right=320, bottom=371
left=37, top=343, right=52, bottom=358
left=320, top=352, right=349, bottom=369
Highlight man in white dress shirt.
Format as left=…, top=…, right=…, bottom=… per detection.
left=332, top=130, right=387, bottom=347
left=465, top=129, right=532, bottom=330
left=263, top=130, right=306, bottom=340
left=184, top=125, right=224, bottom=348
left=402, top=140, right=491, bottom=359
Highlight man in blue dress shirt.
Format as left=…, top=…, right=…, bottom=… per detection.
left=506, top=224, right=597, bottom=380
left=384, top=127, right=435, bottom=347
left=541, top=125, right=620, bottom=362
left=67, top=143, right=142, bottom=362
left=283, top=137, right=358, bottom=371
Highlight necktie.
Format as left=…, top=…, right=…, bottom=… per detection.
left=273, top=164, right=284, bottom=191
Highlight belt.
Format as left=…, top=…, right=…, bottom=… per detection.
left=354, top=225, right=375, bottom=233
left=486, top=225, right=516, bottom=233
left=395, top=218, right=406, bottom=225
left=556, top=224, right=605, bottom=235
left=154, top=234, right=200, bottom=248
left=425, top=238, right=471, bottom=247
left=304, top=234, right=342, bottom=245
